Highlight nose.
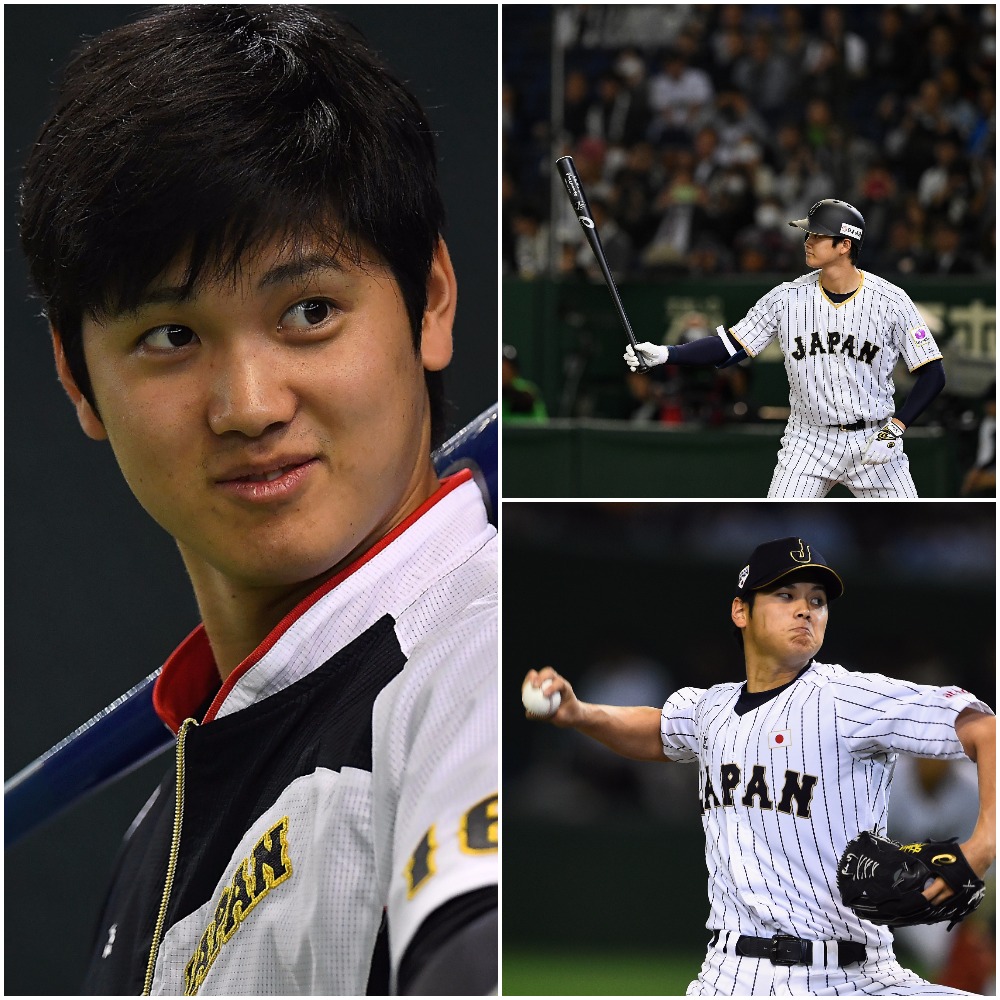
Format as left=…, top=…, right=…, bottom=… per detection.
left=206, top=343, right=296, bottom=438
left=795, top=600, right=812, bottom=618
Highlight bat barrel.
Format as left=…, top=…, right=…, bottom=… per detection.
left=554, top=156, right=647, bottom=371
left=4, top=673, right=171, bottom=849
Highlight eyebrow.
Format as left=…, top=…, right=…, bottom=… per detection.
left=121, top=251, right=350, bottom=314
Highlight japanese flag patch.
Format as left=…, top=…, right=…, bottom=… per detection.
left=909, top=325, right=931, bottom=345
left=769, top=730, right=791, bottom=749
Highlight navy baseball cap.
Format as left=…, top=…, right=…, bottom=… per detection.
left=735, top=537, right=844, bottom=601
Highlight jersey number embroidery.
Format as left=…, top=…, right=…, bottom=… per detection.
left=405, top=793, right=498, bottom=898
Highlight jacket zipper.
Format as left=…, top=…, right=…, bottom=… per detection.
left=143, top=717, right=199, bottom=996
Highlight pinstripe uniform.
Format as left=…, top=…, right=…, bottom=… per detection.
left=726, top=271, right=942, bottom=498
left=660, top=661, right=992, bottom=996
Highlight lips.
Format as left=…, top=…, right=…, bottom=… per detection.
left=214, top=456, right=319, bottom=503
left=215, top=455, right=317, bottom=485
left=230, top=463, right=305, bottom=484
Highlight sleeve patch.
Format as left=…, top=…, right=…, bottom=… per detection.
left=909, top=325, right=931, bottom=345
left=403, top=793, right=499, bottom=899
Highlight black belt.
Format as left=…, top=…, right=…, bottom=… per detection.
left=722, top=932, right=867, bottom=967
left=833, top=419, right=876, bottom=431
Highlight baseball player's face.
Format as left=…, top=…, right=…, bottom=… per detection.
left=737, top=580, right=828, bottom=665
left=58, top=236, right=455, bottom=592
left=802, top=233, right=844, bottom=268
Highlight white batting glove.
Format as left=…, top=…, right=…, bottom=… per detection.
left=624, top=342, right=670, bottom=371
left=862, top=420, right=904, bottom=465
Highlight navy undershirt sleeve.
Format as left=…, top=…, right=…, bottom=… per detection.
left=666, top=335, right=733, bottom=366
left=896, top=359, right=946, bottom=428
left=398, top=887, right=497, bottom=995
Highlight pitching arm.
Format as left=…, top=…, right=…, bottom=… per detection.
left=522, top=667, right=667, bottom=762
left=919, top=708, right=996, bottom=907
left=954, top=708, right=996, bottom=881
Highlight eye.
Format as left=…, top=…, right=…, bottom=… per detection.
left=279, top=298, right=336, bottom=331
left=139, top=325, right=198, bottom=352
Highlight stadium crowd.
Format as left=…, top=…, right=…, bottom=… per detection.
left=503, top=5, right=996, bottom=281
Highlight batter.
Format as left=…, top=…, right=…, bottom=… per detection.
left=523, top=537, right=995, bottom=996
left=625, top=200, right=946, bottom=498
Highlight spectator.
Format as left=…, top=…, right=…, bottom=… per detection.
left=961, top=386, right=996, bottom=498
left=924, top=220, right=979, bottom=275
left=732, top=31, right=795, bottom=116
left=938, top=67, right=979, bottom=141
left=873, top=219, right=926, bottom=277
left=917, top=138, right=970, bottom=218
left=612, top=141, right=664, bottom=252
left=773, top=7, right=812, bottom=100
left=811, top=7, right=868, bottom=80
left=585, top=70, right=650, bottom=147
left=641, top=164, right=708, bottom=271
left=647, top=48, right=714, bottom=146
left=563, top=69, right=591, bottom=143
left=855, top=160, right=900, bottom=250
left=511, top=203, right=550, bottom=279
left=691, top=125, right=724, bottom=188
left=707, top=4, right=747, bottom=90
left=700, top=90, right=769, bottom=166
left=502, top=345, right=548, bottom=422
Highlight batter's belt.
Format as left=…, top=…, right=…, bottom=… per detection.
left=829, top=419, right=880, bottom=432
left=711, top=930, right=867, bottom=967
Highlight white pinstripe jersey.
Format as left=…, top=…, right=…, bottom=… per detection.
left=726, top=271, right=942, bottom=426
left=659, top=662, right=991, bottom=947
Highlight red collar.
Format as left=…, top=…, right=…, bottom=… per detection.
left=152, top=470, right=473, bottom=733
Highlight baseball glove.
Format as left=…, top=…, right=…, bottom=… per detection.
left=838, top=831, right=986, bottom=931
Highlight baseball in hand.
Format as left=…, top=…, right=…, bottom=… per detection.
left=521, top=680, right=561, bottom=718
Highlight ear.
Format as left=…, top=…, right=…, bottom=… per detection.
left=51, top=328, right=108, bottom=441
left=419, top=239, right=456, bottom=372
left=731, top=596, right=748, bottom=630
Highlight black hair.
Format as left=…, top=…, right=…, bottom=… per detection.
left=831, top=235, right=861, bottom=265
left=19, top=5, right=447, bottom=441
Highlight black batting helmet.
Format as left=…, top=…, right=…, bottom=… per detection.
left=788, top=199, right=865, bottom=247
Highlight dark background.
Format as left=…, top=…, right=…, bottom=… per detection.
left=4, top=6, right=497, bottom=994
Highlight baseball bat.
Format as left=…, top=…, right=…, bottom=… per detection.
left=4, top=404, right=498, bottom=849
left=555, top=155, right=648, bottom=372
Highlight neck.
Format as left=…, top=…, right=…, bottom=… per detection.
left=180, top=466, right=441, bottom=681
left=820, top=260, right=861, bottom=294
left=743, top=651, right=811, bottom=693
left=183, top=570, right=329, bottom=682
